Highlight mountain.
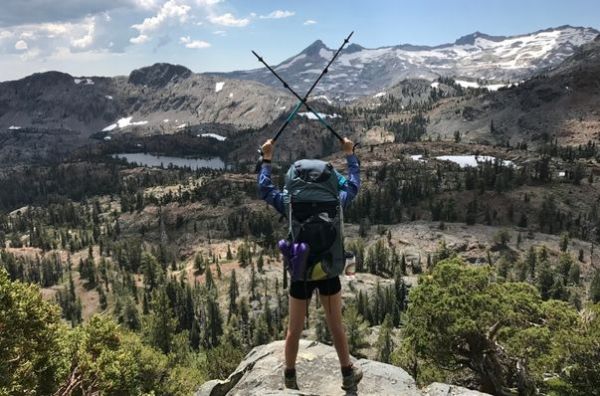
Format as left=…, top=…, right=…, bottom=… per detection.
left=221, top=26, right=599, bottom=100
left=425, top=34, right=600, bottom=146
left=0, top=63, right=295, bottom=135
left=196, top=340, right=490, bottom=395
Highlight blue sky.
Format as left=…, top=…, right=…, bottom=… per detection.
left=0, top=0, right=599, bottom=81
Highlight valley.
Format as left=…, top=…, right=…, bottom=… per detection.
left=2, top=25, right=600, bottom=396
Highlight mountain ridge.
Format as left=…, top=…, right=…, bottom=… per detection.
left=0, top=64, right=295, bottom=135
left=220, top=25, right=599, bottom=100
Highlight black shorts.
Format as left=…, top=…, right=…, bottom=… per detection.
left=289, top=276, right=341, bottom=300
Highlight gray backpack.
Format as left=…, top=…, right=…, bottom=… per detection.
left=283, top=159, right=345, bottom=279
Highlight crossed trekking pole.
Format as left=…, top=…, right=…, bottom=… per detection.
left=252, top=32, right=354, bottom=168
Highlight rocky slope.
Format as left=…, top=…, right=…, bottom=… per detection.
left=196, top=340, right=489, bottom=396
left=222, top=26, right=598, bottom=100
left=425, top=35, right=600, bottom=146
left=0, top=63, right=295, bottom=135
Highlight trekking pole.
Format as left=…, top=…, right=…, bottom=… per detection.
left=251, top=50, right=344, bottom=142
left=252, top=31, right=353, bottom=143
left=253, top=33, right=353, bottom=171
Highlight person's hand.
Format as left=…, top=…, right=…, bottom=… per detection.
left=261, top=139, right=274, bottom=160
left=342, top=138, right=354, bottom=155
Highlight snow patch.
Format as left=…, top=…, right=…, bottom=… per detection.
left=319, top=48, right=333, bottom=61
left=176, top=123, right=187, bottom=129
left=373, top=92, right=386, bottom=98
left=435, top=155, right=514, bottom=168
left=74, top=78, right=94, bottom=85
left=102, top=117, right=148, bottom=132
left=312, top=95, right=332, bottom=105
left=298, top=112, right=339, bottom=120
left=105, top=95, right=113, bottom=100
left=8, top=125, right=21, bottom=130
left=430, top=82, right=440, bottom=89
left=200, top=133, right=227, bottom=141
left=454, top=80, right=480, bottom=89
left=103, top=136, right=112, bottom=141
left=215, top=81, right=225, bottom=92
left=229, top=92, right=234, bottom=99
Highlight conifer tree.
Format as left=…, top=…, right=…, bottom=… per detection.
left=344, top=304, right=368, bottom=356
left=249, top=262, right=257, bottom=301
left=205, top=265, right=215, bottom=291
left=590, top=270, right=600, bottom=303
left=144, top=288, right=177, bottom=354
left=228, top=269, right=239, bottom=319
left=376, top=314, right=394, bottom=363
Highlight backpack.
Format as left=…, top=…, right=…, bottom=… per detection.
left=283, top=159, right=345, bottom=280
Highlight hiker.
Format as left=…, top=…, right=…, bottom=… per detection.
left=257, top=137, right=362, bottom=391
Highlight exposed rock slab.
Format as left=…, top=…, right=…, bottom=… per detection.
left=196, top=340, right=490, bottom=396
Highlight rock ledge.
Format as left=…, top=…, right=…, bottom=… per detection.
left=196, top=340, right=490, bottom=396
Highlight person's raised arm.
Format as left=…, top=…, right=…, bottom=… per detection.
left=339, top=138, right=360, bottom=208
left=257, top=139, right=285, bottom=215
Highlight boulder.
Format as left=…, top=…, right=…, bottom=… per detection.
left=196, top=340, right=490, bottom=396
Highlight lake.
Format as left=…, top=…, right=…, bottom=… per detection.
left=113, top=153, right=225, bottom=170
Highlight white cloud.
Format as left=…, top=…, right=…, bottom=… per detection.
left=133, top=0, right=159, bottom=10
left=71, top=17, right=95, bottom=49
left=0, top=31, right=14, bottom=40
left=208, top=13, right=249, bottom=27
left=196, top=0, right=222, bottom=5
left=180, top=35, right=210, bottom=48
left=260, top=10, right=295, bottom=19
left=20, top=31, right=35, bottom=39
left=131, top=0, right=191, bottom=43
left=20, top=47, right=40, bottom=61
left=212, top=30, right=226, bottom=36
left=15, top=40, right=28, bottom=50
left=130, top=34, right=149, bottom=44
left=303, top=19, right=317, bottom=25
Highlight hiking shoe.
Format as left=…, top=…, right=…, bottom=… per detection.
left=341, top=364, right=363, bottom=391
left=284, top=370, right=299, bottom=390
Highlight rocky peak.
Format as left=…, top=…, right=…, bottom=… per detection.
left=19, top=71, right=74, bottom=86
left=344, top=43, right=365, bottom=54
left=196, top=340, right=490, bottom=395
left=301, top=39, right=330, bottom=57
left=128, top=62, right=192, bottom=88
left=454, top=31, right=506, bottom=45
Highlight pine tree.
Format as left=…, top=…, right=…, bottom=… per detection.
left=590, top=270, right=600, bottom=303
left=205, top=293, right=223, bottom=348
left=537, top=262, right=554, bottom=301
left=144, top=288, right=177, bottom=354
left=257, top=254, right=264, bottom=273
left=228, top=269, right=239, bottom=319
left=376, top=314, right=394, bottom=363
left=526, top=246, right=537, bottom=278
left=249, top=262, right=257, bottom=301
left=344, top=304, right=367, bottom=355
left=253, top=315, right=270, bottom=347
left=205, top=265, right=215, bottom=290
left=194, top=253, right=205, bottom=274
left=568, top=262, right=581, bottom=285
left=560, top=232, right=570, bottom=252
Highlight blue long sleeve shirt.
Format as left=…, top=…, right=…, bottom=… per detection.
left=258, top=155, right=361, bottom=216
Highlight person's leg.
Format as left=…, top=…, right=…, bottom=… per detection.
left=319, top=278, right=363, bottom=390
left=319, top=290, right=351, bottom=367
left=285, top=294, right=308, bottom=369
